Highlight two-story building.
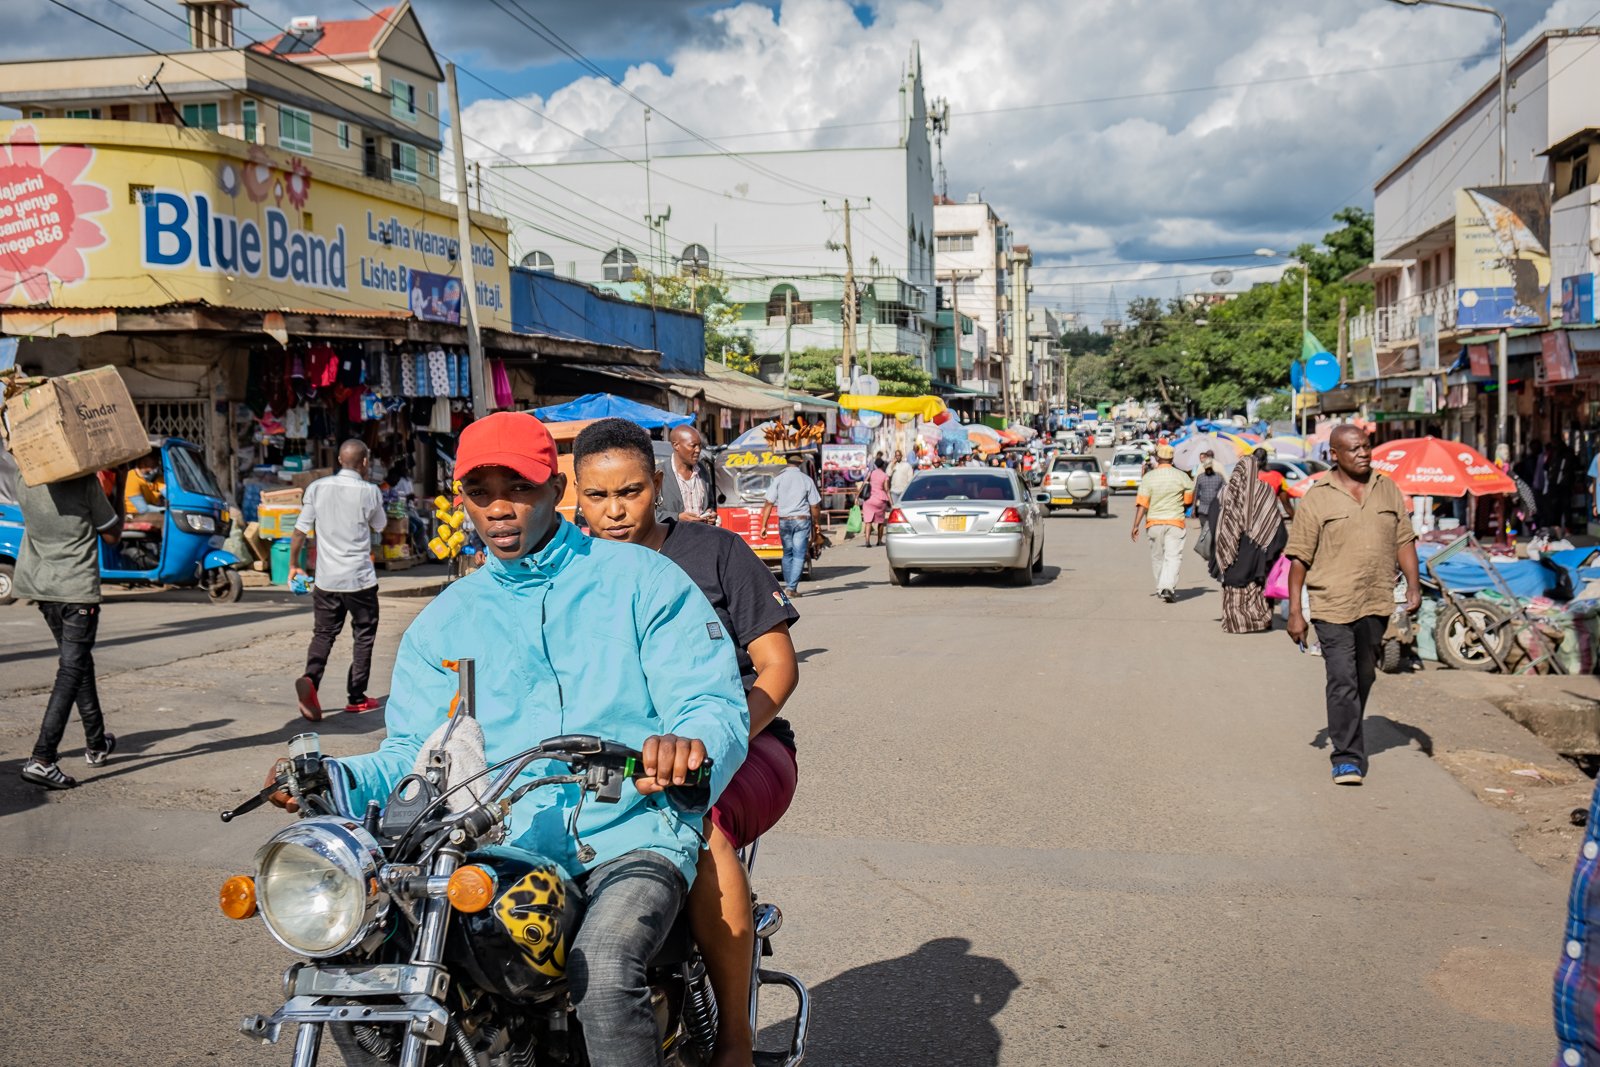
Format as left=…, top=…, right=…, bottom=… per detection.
left=1350, top=27, right=1600, bottom=455
left=0, top=0, right=444, bottom=196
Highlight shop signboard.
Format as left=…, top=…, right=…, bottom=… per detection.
left=1349, top=336, right=1379, bottom=381
left=408, top=268, right=463, bottom=324
left=1454, top=184, right=1551, bottom=328
left=0, top=121, right=509, bottom=327
left=1562, top=273, right=1595, bottom=325
left=1418, top=314, right=1440, bottom=373
left=1467, top=343, right=1493, bottom=378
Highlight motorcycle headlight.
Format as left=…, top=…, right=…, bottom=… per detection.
left=173, top=510, right=216, bottom=534
left=254, top=817, right=388, bottom=958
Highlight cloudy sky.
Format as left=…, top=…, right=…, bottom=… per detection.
left=7, top=0, right=1590, bottom=319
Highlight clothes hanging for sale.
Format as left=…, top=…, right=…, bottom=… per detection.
left=490, top=359, right=514, bottom=410
left=348, top=387, right=367, bottom=423
left=281, top=406, right=310, bottom=439
left=308, top=344, right=339, bottom=388
left=430, top=395, right=453, bottom=433
left=427, top=348, right=450, bottom=397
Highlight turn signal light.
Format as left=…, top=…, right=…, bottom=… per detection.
left=220, top=875, right=257, bottom=920
left=447, top=865, right=496, bottom=913
left=1100, top=473, right=1107, bottom=487
left=886, top=508, right=907, bottom=525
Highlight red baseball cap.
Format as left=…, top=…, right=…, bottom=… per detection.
left=454, top=412, right=558, bottom=484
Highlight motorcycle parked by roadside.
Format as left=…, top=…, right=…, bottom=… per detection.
left=218, top=660, right=809, bottom=1067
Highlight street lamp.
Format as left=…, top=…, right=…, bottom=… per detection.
left=1388, top=0, right=1510, bottom=448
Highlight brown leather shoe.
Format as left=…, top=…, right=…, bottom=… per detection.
left=295, top=676, right=322, bottom=722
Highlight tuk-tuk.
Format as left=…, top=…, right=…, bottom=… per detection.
left=714, top=445, right=819, bottom=581
left=0, top=437, right=246, bottom=606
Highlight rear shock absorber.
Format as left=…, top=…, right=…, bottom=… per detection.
left=681, top=958, right=719, bottom=1056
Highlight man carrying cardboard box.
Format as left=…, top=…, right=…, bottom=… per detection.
left=13, top=473, right=123, bottom=789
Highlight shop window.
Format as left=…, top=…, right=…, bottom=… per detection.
left=603, top=247, right=638, bottom=282
left=392, top=142, right=419, bottom=184
left=242, top=99, right=257, bottom=142
left=278, top=105, right=312, bottom=152
left=181, top=102, right=219, bottom=131
left=521, top=251, right=555, bottom=270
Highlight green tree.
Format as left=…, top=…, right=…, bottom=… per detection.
left=633, top=268, right=758, bottom=373
left=784, top=347, right=931, bottom=396
left=1058, top=327, right=1114, bottom=356
left=1294, top=207, right=1374, bottom=286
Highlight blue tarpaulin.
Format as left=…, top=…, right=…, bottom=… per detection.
left=1420, top=544, right=1553, bottom=599
left=531, top=393, right=693, bottom=429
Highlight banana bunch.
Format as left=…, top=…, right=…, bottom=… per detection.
left=429, top=492, right=468, bottom=559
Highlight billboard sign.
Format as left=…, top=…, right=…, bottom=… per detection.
left=1562, top=273, right=1595, bottom=325
left=1454, top=184, right=1551, bottom=328
left=1541, top=329, right=1577, bottom=383
left=0, top=120, right=509, bottom=327
left=1349, top=336, right=1378, bottom=381
left=1418, top=314, right=1440, bottom=373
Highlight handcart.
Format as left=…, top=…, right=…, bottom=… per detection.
left=1425, top=533, right=1566, bottom=674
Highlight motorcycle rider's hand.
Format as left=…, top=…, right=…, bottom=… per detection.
left=637, top=734, right=706, bottom=793
left=264, top=760, right=298, bottom=813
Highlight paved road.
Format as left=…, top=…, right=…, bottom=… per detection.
left=0, top=505, right=1567, bottom=1064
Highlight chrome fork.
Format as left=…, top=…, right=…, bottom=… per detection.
left=397, top=849, right=461, bottom=1067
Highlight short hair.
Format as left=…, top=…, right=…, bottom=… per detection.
left=1252, top=447, right=1268, bottom=463
left=573, top=417, right=655, bottom=475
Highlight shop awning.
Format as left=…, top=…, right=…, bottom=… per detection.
left=837, top=394, right=947, bottom=420
left=695, top=375, right=790, bottom=415
left=586, top=363, right=704, bottom=400
left=531, top=393, right=692, bottom=429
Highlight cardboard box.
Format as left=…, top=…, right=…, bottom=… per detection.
left=2, top=366, right=149, bottom=486
left=257, top=506, right=301, bottom=539
left=260, top=487, right=304, bottom=507
left=284, top=467, right=332, bottom=489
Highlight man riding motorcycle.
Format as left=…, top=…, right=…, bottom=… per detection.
left=275, top=411, right=749, bottom=1067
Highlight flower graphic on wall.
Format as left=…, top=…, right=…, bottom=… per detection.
left=216, top=160, right=241, bottom=199
left=0, top=124, right=110, bottom=304
left=285, top=158, right=311, bottom=209
left=242, top=145, right=276, bottom=203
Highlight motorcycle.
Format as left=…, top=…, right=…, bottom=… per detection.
left=218, top=661, right=809, bottom=1067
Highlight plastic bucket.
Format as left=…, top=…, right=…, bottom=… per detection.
left=270, top=539, right=292, bottom=585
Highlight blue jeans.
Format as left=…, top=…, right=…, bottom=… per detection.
left=568, top=851, right=686, bottom=1067
left=778, top=517, right=811, bottom=589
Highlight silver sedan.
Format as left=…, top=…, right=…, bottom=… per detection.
left=884, top=469, right=1044, bottom=587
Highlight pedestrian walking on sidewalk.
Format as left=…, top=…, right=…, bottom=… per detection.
left=657, top=424, right=717, bottom=525
left=861, top=457, right=892, bottom=547
left=757, top=454, right=821, bottom=597
left=1285, top=425, right=1421, bottom=785
left=1130, top=443, right=1193, bottom=603
left=889, top=449, right=915, bottom=507
left=289, top=439, right=387, bottom=721
left=1213, top=453, right=1286, bottom=634
left=14, top=473, right=123, bottom=788
left=1191, top=450, right=1226, bottom=563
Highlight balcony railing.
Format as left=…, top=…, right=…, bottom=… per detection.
left=1348, top=283, right=1458, bottom=349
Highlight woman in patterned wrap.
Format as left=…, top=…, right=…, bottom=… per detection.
left=1212, top=453, right=1287, bottom=634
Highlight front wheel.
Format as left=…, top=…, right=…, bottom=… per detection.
left=1436, top=600, right=1510, bottom=671
left=207, top=568, right=244, bottom=605
left=0, top=560, right=14, bottom=606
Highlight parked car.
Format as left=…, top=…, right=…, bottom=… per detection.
left=885, top=469, right=1044, bottom=587
left=1107, top=450, right=1147, bottom=493
left=1042, top=455, right=1108, bottom=516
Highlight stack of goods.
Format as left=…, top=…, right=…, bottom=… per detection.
left=430, top=495, right=467, bottom=559
left=380, top=498, right=411, bottom=563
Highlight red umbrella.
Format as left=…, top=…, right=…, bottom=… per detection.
left=1367, top=437, right=1515, bottom=497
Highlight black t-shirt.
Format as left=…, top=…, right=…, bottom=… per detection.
left=660, top=519, right=799, bottom=749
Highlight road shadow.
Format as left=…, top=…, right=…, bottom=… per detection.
left=1309, top=715, right=1434, bottom=759
left=761, top=937, right=1018, bottom=1065
left=1171, top=585, right=1210, bottom=603
left=895, top=566, right=1059, bottom=589
left=794, top=647, right=829, bottom=664
left=4, top=608, right=306, bottom=664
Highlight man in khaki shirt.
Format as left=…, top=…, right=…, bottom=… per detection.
left=1286, top=425, right=1421, bottom=785
left=1131, top=443, right=1194, bottom=602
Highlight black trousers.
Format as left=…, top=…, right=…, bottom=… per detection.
left=304, top=585, right=380, bottom=704
left=33, top=601, right=108, bottom=763
left=1312, top=614, right=1387, bottom=774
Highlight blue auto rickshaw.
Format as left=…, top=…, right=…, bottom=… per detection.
left=0, top=437, right=245, bottom=606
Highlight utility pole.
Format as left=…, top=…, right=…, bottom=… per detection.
left=446, top=63, right=489, bottom=419
left=473, top=161, right=481, bottom=211
left=841, top=199, right=856, bottom=386
left=1299, top=262, right=1309, bottom=436
left=642, top=107, right=655, bottom=274
left=783, top=289, right=793, bottom=398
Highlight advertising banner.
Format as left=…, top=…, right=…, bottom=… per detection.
left=1418, top=314, right=1440, bottom=372
left=1541, top=329, right=1578, bottom=383
left=0, top=121, right=509, bottom=327
left=1350, top=336, right=1379, bottom=381
left=1454, top=184, right=1551, bottom=328
left=1562, top=273, right=1595, bottom=325
left=1468, top=343, right=1493, bottom=378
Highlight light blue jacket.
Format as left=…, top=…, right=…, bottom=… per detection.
left=337, top=518, right=748, bottom=885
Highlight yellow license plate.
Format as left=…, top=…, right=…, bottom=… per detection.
left=938, top=515, right=969, bottom=532
left=1052, top=497, right=1074, bottom=505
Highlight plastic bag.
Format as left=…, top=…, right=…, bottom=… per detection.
left=845, top=505, right=863, bottom=534
left=1264, top=555, right=1291, bottom=600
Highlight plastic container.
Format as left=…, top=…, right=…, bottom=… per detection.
left=270, top=539, right=292, bottom=585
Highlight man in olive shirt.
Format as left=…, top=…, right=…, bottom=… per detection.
left=1286, top=426, right=1422, bottom=785
left=13, top=473, right=123, bottom=789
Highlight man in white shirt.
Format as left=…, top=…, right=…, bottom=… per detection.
left=889, top=449, right=916, bottom=506
left=756, top=454, right=821, bottom=597
left=288, top=439, right=386, bottom=720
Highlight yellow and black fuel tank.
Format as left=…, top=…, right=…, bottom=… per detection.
left=446, top=846, right=584, bottom=999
